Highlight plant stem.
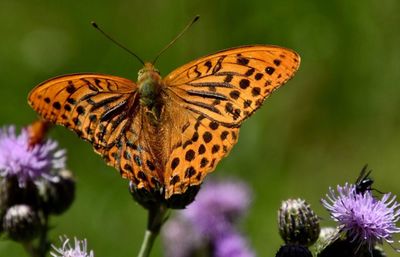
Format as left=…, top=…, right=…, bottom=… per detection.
left=137, top=230, right=157, bottom=257
left=137, top=203, right=168, bottom=257
left=37, top=214, right=49, bottom=257
left=22, top=242, right=36, bottom=257
left=22, top=213, right=49, bottom=257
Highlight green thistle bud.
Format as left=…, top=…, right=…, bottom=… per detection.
left=0, top=176, right=40, bottom=214
left=39, top=169, right=75, bottom=215
left=278, top=198, right=320, bottom=246
left=2, top=204, right=40, bottom=242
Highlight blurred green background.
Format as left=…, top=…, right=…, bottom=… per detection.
left=1, top=0, right=400, bottom=256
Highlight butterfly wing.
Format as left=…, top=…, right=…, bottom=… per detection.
left=162, top=45, right=300, bottom=198
left=159, top=93, right=239, bottom=198
left=164, top=45, right=300, bottom=125
left=28, top=74, right=161, bottom=191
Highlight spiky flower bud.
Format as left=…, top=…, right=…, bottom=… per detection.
left=276, top=245, right=313, bottom=257
left=0, top=176, right=40, bottom=213
left=39, top=169, right=75, bottom=215
left=2, top=204, right=40, bottom=242
left=278, top=198, right=320, bottom=246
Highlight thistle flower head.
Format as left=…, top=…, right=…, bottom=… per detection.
left=214, top=232, right=255, bottom=257
left=51, top=236, right=94, bottom=257
left=162, top=179, right=254, bottom=257
left=183, top=179, right=251, bottom=237
left=162, top=218, right=204, bottom=257
left=321, top=183, right=400, bottom=251
left=0, top=125, right=66, bottom=186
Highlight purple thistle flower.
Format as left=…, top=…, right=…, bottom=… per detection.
left=183, top=179, right=251, bottom=238
left=321, top=183, right=400, bottom=251
left=214, top=232, right=255, bottom=257
left=0, top=125, right=66, bottom=186
left=162, top=218, right=204, bottom=257
left=162, top=179, right=254, bottom=257
left=50, top=236, right=94, bottom=257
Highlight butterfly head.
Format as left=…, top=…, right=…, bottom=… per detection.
left=138, top=62, right=160, bottom=81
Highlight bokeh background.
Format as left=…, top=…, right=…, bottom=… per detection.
left=1, top=0, right=400, bottom=256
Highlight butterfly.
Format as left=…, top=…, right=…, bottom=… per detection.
left=28, top=45, right=300, bottom=208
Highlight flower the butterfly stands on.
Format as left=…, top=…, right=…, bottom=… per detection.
left=27, top=16, right=300, bottom=257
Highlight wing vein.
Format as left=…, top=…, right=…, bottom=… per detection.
left=186, top=90, right=228, bottom=101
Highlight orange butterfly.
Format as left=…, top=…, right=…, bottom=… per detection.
left=28, top=31, right=300, bottom=208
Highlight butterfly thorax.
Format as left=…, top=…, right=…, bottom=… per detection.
left=138, top=63, right=164, bottom=123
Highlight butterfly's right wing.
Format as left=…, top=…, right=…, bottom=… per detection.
left=28, top=74, right=160, bottom=190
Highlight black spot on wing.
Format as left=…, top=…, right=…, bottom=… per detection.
left=274, top=59, right=281, bottom=66
left=66, top=82, right=76, bottom=94
left=265, top=67, right=275, bottom=75
left=237, top=57, right=249, bottom=65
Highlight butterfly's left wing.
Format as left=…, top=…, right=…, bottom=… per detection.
left=159, top=93, right=239, bottom=199
left=164, top=45, right=300, bottom=126
left=161, top=45, right=300, bottom=198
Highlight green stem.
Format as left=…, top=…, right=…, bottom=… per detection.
left=22, top=242, right=36, bottom=257
left=37, top=214, right=49, bottom=257
left=137, top=230, right=158, bottom=257
left=22, top=213, right=49, bottom=257
left=137, top=203, right=168, bottom=257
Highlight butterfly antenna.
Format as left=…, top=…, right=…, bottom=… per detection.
left=91, top=21, right=145, bottom=66
left=152, top=15, right=200, bottom=65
